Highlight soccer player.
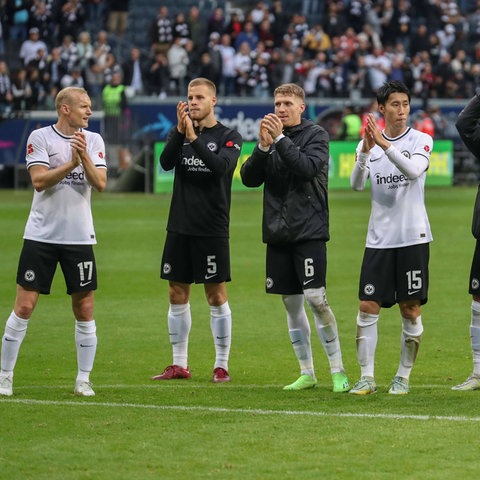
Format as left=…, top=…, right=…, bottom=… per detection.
left=349, top=80, right=433, bottom=395
left=0, top=87, right=107, bottom=397
left=240, top=83, right=350, bottom=393
left=152, top=78, right=242, bottom=383
left=452, top=94, right=480, bottom=391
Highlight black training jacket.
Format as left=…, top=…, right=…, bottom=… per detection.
left=240, top=119, right=330, bottom=244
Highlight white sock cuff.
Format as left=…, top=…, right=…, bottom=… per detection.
left=472, top=300, right=480, bottom=313
left=356, top=311, right=379, bottom=328
left=75, top=320, right=96, bottom=335
left=9, top=311, right=29, bottom=330
left=210, top=301, right=231, bottom=317
left=402, top=316, right=423, bottom=337
left=169, top=303, right=190, bottom=315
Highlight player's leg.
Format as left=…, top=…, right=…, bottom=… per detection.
left=154, top=233, right=193, bottom=380
left=453, top=239, right=480, bottom=390
left=350, top=248, right=394, bottom=395
left=295, top=241, right=349, bottom=391
left=62, top=244, right=98, bottom=396
left=205, top=282, right=231, bottom=382
left=266, top=243, right=316, bottom=390
left=0, top=286, right=39, bottom=396
left=389, top=244, right=428, bottom=394
left=281, top=293, right=318, bottom=390
left=198, top=236, right=232, bottom=383
left=0, top=240, right=55, bottom=396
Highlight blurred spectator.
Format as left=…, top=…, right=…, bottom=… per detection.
left=270, top=0, right=290, bottom=48
left=224, top=11, right=243, bottom=44
left=206, top=32, right=223, bottom=90
left=107, top=0, right=130, bottom=38
left=172, top=11, right=189, bottom=42
left=269, top=50, right=302, bottom=89
left=414, top=109, right=435, bottom=137
left=19, top=27, right=48, bottom=66
left=146, top=50, right=170, bottom=98
left=60, top=65, right=84, bottom=88
left=323, top=1, right=348, bottom=38
left=149, top=5, right=173, bottom=55
left=84, top=0, right=108, bottom=34
left=122, top=47, right=148, bottom=97
left=218, top=32, right=236, bottom=96
left=167, top=36, right=189, bottom=96
left=338, top=104, right=362, bottom=141
left=0, top=60, right=14, bottom=115
left=26, top=65, right=46, bottom=108
left=248, top=51, right=270, bottom=98
left=363, top=46, right=391, bottom=93
left=258, top=19, right=275, bottom=51
left=58, top=34, right=79, bottom=73
left=54, top=0, right=86, bottom=43
left=11, top=67, right=33, bottom=113
left=302, top=24, right=331, bottom=59
left=42, top=46, right=67, bottom=105
left=29, top=0, right=54, bottom=48
left=76, top=30, right=94, bottom=72
left=187, top=6, right=206, bottom=55
left=234, top=20, right=259, bottom=51
left=234, top=41, right=253, bottom=96
left=207, top=7, right=225, bottom=37
left=102, top=70, right=131, bottom=172
left=250, top=1, right=269, bottom=26
left=5, top=0, right=33, bottom=43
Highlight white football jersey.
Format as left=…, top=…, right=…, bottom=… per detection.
left=355, top=127, right=433, bottom=248
left=23, top=125, right=107, bottom=245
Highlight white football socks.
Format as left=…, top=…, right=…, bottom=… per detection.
left=1, top=311, right=29, bottom=375
left=75, top=320, right=97, bottom=383
left=168, top=303, right=191, bottom=369
left=210, top=301, right=232, bottom=370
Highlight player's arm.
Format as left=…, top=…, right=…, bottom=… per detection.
left=384, top=143, right=430, bottom=179
left=456, top=94, right=480, bottom=159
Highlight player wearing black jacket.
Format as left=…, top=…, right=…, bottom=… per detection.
left=453, top=94, right=480, bottom=390
left=241, top=83, right=350, bottom=393
left=153, top=78, right=242, bottom=384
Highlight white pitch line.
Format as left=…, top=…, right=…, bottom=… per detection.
left=2, top=398, right=480, bottom=423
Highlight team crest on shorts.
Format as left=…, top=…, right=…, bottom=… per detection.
left=472, top=278, right=480, bottom=290
left=163, top=263, right=172, bottom=275
left=24, top=270, right=35, bottom=282
left=266, top=277, right=274, bottom=289
left=364, top=283, right=375, bottom=295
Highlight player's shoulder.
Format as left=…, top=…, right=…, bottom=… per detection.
left=409, top=127, right=433, bottom=143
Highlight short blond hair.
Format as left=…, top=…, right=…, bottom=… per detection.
left=55, top=87, right=89, bottom=113
left=274, top=83, right=305, bottom=102
left=188, top=77, right=216, bottom=95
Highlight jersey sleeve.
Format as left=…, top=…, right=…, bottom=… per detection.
left=88, top=132, right=107, bottom=169
left=25, top=129, right=49, bottom=170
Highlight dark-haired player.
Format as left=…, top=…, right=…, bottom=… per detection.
left=349, top=80, right=433, bottom=395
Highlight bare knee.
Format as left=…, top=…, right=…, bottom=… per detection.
left=72, top=291, right=95, bottom=321
left=399, top=302, right=421, bottom=321
left=359, top=300, right=381, bottom=315
left=205, top=283, right=227, bottom=306
left=13, top=286, right=39, bottom=319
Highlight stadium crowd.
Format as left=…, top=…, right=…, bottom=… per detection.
left=2, top=0, right=480, bottom=115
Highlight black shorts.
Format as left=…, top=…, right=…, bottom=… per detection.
left=266, top=240, right=327, bottom=295
left=358, top=243, right=430, bottom=308
left=161, top=232, right=231, bottom=284
left=469, top=239, right=480, bottom=294
left=17, top=239, right=97, bottom=295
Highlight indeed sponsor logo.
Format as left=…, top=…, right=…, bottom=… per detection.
left=374, top=172, right=409, bottom=184
left=182, top=155, right=206, bottom=167
left=65, top=171, right=85, bottom=181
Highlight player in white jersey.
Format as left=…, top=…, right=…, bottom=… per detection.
left=0, top=87, right=107, bottom=398
left=349, top=80, right=433, bottom=395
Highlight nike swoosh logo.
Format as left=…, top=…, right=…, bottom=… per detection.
left=408, top=290, right=420, bottom=295
left=216, top=335, right=229, bottom=339
left=4, top=337, right=16, bottom=342
left=291, top=340, right=301, bottom=344
left=303, top=279, right=314, bottom=286
left=48, top=153, right=59, bottom=157
left=326, top=336, right=337, bottom=344
left=80, top=281, right=92, bottom=287
left=205, top=274, right=217, bottom=280
left=80, top=344, right=95, bottom=347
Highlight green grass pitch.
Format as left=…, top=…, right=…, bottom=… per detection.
left=0, top=186, right=479, bottom=479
